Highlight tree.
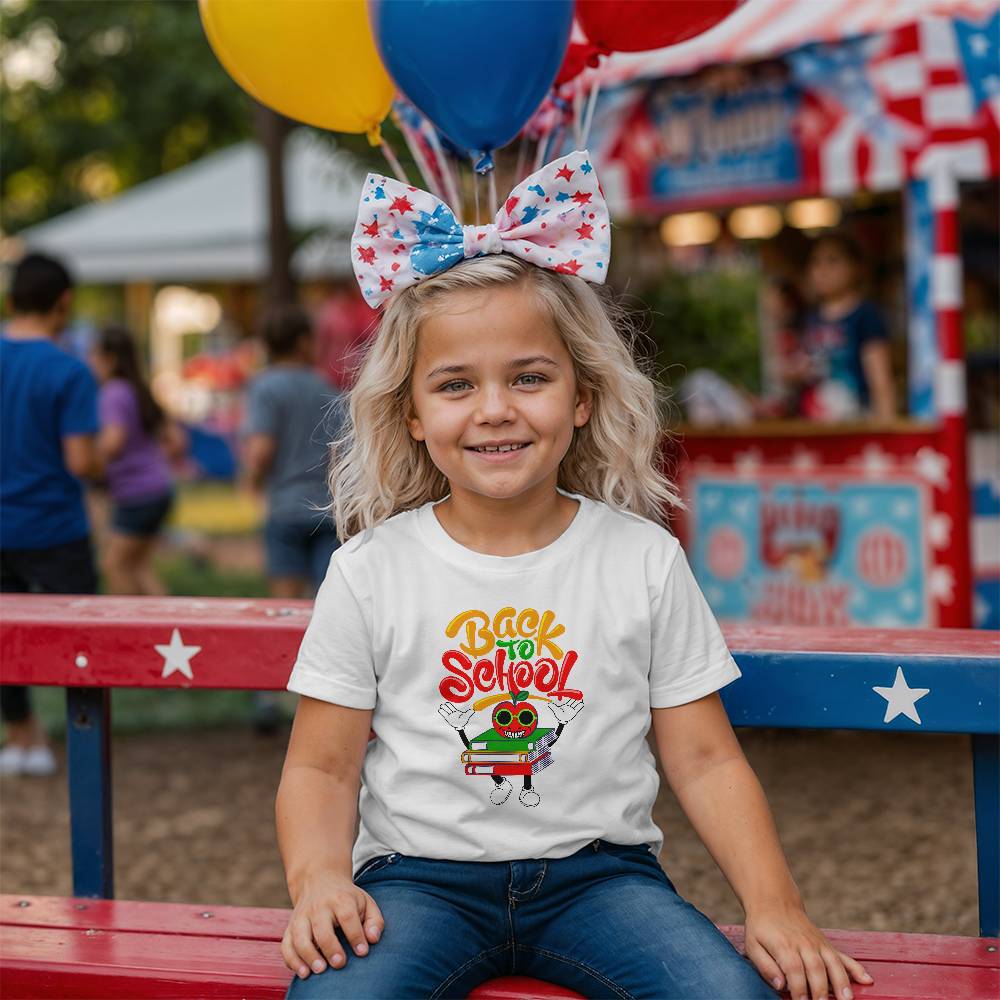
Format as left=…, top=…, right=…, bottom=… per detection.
left=1, top=0, right=254, bottom=233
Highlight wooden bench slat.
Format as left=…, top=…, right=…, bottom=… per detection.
left=3, top=898, right=998, bottom=1000
left=0, top=927, right=289, bottom=999
left=2, top=594, right=997, bottom=694
left=4, top=897, right=997, bottom=969
left=2, top=894, right=286, bottom=941
left=3, top=924, right=998, bottom=1000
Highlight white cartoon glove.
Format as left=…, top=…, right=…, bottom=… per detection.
left=438, top=702, right=474, bottom=730
left=548, top=697, right=584, bottom=724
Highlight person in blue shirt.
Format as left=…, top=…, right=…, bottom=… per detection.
left=1, top=253, right=102, bottom=776
left=796, top=232, right=896, bottom=422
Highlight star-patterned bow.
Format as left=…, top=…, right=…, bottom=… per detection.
left=351, top=150, right=610, bottom=309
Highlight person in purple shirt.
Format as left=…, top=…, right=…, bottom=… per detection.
left=90, top=325, right=186, bottom=595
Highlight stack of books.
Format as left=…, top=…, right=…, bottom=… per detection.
left=461, top=727, right=557, bottom=776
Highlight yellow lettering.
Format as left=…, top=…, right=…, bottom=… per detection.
left=493, top=607, right=517, bottom=639
left=535, top=609, right=564, bottom=658
left=446, top=609, right=494, bottom=656
left=515, top=608, right=539, bottom=639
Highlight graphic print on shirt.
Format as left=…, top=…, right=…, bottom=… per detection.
left=436, top=607, right=584, bottom=808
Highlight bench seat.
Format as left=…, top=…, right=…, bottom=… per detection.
left=2, top=895, right=997, bottom=1000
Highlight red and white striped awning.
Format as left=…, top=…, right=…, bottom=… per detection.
left=596, top=0, right=1000, bottom=85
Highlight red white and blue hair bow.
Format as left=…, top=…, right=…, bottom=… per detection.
left=351, top=150, right=609, bottom=309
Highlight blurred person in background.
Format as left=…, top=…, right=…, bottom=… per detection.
left=0, top=253, right=101, bottom=776
left=90, top=324, right=186, bottom=595
left=242, top=304, right=345, bottom=731
left=795, top=232, right=896, bottom=422
left=314, top=282, right=376, bottom=391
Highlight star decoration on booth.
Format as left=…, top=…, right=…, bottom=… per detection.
left=914, top=447, right=949, bottom=489
left=929, top=565, right=955, bottom=603
left=854, top=443, right=894, bottom=477
left=733, top=448, right=762, bottom=477
left=155, top=628, right=201, bottom=681
left=872, top=666, right=930, bottom=725
left=790, top=447, right=819, bottom=471
left=927, top=513, right=952, bottom=549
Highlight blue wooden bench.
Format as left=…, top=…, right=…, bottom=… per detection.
left=0, top=595, right=997, bottom=998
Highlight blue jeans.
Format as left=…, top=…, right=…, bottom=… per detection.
left=286, top=840, right=778, bottom=999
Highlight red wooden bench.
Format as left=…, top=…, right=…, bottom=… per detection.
left=2, top=895, right=996, bottom=1000
left=1, top=595, right=998, bottom=999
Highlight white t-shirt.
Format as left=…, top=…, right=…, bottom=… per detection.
left=287, top=488, right=741, bottom=873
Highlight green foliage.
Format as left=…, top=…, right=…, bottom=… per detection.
left=156, top=550, right=268, bottom=599
left=638, top=268, right=762, bottom=394
left=1, top=0, right=253, bottom=232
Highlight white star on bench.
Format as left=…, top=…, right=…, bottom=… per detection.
left=873, top=666, right=930, bottom=725
left=155, top=628, right=202, bottom=681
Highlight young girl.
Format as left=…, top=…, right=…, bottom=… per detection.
left=796, top=233, right=896, bottom=423
left=90, top=324, right=184, bottom=594
left=277, top=154, right=874, bottom=1000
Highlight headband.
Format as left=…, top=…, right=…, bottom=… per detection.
left=351, top=149, right=610, bottom=309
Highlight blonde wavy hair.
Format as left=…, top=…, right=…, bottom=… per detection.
left=328, top=255, right=680, bottom=541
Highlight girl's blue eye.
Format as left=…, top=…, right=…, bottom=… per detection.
left=516, top=373, right=547, bottom=386
left=441, top=381, right=470, bottom=392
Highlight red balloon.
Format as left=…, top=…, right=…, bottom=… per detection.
left=555, top=40, right=598, bottom=86
left=576, top=0, right=739, bottom=55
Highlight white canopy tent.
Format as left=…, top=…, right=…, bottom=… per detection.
left=15, top=130, right=362, bottom=285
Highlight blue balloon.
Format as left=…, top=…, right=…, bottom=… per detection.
left=369, top=0, right=573, bottom=166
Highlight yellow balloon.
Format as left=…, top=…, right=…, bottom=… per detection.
left=199, top=0, right=394, bottom=142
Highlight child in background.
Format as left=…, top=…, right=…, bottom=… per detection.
left=798, top=233, right=896, bottom=422
left=242, top=304, right=344, bottom=599
left=243, top=305, right=345, bottom=733
left=277, top=154, right=874, bottom=1000
left=91, top=325, right=184, bottom=595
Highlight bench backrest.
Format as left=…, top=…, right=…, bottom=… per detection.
left=2, top=594, right=997, bottom=934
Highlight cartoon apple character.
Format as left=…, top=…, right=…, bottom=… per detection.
left=438, top=689, right=584, bottom=809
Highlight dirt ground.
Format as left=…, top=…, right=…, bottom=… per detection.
left=0, top=727, right=980, bottom=936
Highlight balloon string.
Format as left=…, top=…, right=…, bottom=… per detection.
left=427, top=128, right=463, bottom=221
left=572, top=85, right=584, bottom=148
left=473, top=165, right=481, bottom=225
left=581, top=79, right=602, bottom=149
left=379, top=136, right=410, bottom=185
left=488, top=168, right=497, bottom=219
left=392, top=110, right=444, bottom=203
left=514, top=135, right=529, bottom=187
left=533, top=130, right=551, bottom=173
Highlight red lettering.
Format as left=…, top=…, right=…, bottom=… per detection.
left=439, top=649, right=474, bottom=701
left=472, top=656, right=496, bottom=694
left=534, top=657, right=559, bottom=693
left=552, top=649, right=583, bottom=700
left=439, top=646, right=584, bottom=701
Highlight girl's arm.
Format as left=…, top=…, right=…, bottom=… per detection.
left=97, top=422, right=127, bottom=462
left=861, top=341, right=896, bottom=422
left=652, top=693, right=873, bottom=1000
left=276, top=696, right=384, bottom=980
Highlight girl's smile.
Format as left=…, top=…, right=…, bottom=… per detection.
left=407, top=284, right=591, bottom=506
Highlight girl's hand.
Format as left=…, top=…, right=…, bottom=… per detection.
left=281, top=870, right=384, bottom=979
left=744, top=901, right=874, bottom=1000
